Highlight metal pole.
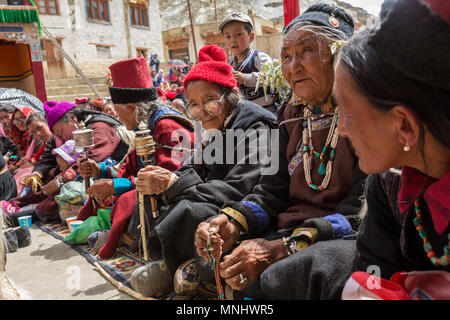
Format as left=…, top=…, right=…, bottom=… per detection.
left=41, top=26, right=101, bottom=98
left=186, top=0, right=198, bottom=61
left=214, top=0, right=217, bottom=21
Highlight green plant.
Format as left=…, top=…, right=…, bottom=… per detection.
left=255, top=60, right=290, bottom=101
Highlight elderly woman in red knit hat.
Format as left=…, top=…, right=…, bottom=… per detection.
left=128, top=44, right=277, bottom=298
left=194, top=3, right=367, bottom=300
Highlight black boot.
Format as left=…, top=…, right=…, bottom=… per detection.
left=3, top=229, right=18, bottom=253
left=15, top=226, right=31, bottom=248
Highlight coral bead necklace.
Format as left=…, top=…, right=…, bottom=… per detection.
left=413, top=198, right=450, bottom=267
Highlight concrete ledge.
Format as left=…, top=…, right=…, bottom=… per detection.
left=4, top=225, right=135, bottom=300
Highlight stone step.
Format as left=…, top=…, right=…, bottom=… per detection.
left=45, top=76, right=108, bottom=88
left=46, top=92, right=110, bottom=103
left=46, top=84, right=110, bottom=96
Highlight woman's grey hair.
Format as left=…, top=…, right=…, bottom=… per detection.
left=282, top=21, right=347, bottom=65
left=115, top=98, right=165, bottom=124
left=219, top=85, right=241, bottom=112
left=171, top=99, right=186, bottom=108
left=25, top=112, right=47, bottom=126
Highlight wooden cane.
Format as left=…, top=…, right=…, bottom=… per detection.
left=83, top=149, right=90, bottom=192
left=138, top=190, right=149, bottom=262
left=134, top=122, right=158, bottom=262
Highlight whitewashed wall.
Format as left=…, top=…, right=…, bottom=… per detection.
left=39, top=0, right=164, bottom=78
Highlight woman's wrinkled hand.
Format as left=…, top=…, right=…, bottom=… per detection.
left=78, top=158, right=100, bottom=178
left=219, top=238, right=282, bottom=291
left=194, top=214, right=241, bottom=263
left=41, top=179, right=60, bottom=196
left=136, top=165, right=173, bottom=195
left=87, top=179, right=114, bottom=201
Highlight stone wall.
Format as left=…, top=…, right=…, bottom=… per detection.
left=39, top=0, right=163, bottom=79
left=255, top=33, right=282, bottom=60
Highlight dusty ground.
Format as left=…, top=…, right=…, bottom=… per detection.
left=4, top=225, right=135, bottom=300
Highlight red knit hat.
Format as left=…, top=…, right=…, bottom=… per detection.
left=183, top=45, right=237, bottom=90
left=108, top=57, right=158, bottom=104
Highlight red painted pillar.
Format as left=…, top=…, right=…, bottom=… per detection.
left=284, top=0, right=300, bottom=27
left=31, top=61, right=47, bottom=102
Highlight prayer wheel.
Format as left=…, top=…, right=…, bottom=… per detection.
left=73, top=121, right=94, bottom=194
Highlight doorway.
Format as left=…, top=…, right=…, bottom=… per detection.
left=42, top=38, right=65, bottom=79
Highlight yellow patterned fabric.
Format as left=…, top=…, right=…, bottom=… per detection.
left=25, top=174, right=43, bottom=194
left=219, top=207, right=248, bottom=232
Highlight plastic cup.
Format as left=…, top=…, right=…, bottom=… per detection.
left=65, top=216, right=77, bottom=231
left=70, top=220, right=84, bottom=231
left=17, top=215, right=32, bottom=228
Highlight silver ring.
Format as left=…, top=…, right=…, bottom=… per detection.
left=239, top=273, right=248, bottom=285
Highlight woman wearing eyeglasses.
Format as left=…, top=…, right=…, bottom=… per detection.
left=194, top=4, right=368, bottom=300
left=128, top=45, right=277, bottom=298
left=6, top=106, right=45, bottom=195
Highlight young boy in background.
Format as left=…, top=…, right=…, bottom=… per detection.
left=219, top=11, right=278, bottom=114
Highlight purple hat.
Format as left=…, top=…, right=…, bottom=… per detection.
left=44, top=101, right=77, bottom=132
left=51, top=140, right=83, bottom=166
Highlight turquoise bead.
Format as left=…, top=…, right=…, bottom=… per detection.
left=315, top=152, right=320, bottom=158
left=444, top=245, right=449, bottom=256
left=430, top=256, right=438, bottom=266
left=303, top=121, right=308, bottom=127
left=418, top=229, right=427, bottom=238
left=330, top=149, right=335, bottom=160
left=321, top=145, right=328, bottom=153
left=313, top=106, right=321, bottom=114
left=308, top=184, right=319, bottom=190
left=413, top=217, right=423, bottom=226
left=440, top=256, right=449, bottom=267
left=423, top=242, right=432, bottom=252
left=303, top=146, right=308, bottom=152
left=318, top=162, right=326, bottom=176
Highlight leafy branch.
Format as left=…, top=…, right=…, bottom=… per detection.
left=255, top=60, right=290, bottom=101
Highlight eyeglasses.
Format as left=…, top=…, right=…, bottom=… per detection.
left=186, top=92, right=226, bottom=121
left=13, top=117, right=26, bottom=124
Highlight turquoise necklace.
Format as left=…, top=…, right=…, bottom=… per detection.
left=301, top=101, right=339, bottom=191
left=413, top=198, right=450, bottom=267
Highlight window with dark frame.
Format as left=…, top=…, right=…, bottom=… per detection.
left=37, top=0, right=59, bottom=15
left=129, top=3, right=149, bottom=27
left=86, top=0, right=110, bottom=22
left=169, top=48, right=189, bottom=61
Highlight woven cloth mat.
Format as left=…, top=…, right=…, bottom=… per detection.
left=35, top=221, right=145, bottom=289
left=35, top=221, right=220, bottom=300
